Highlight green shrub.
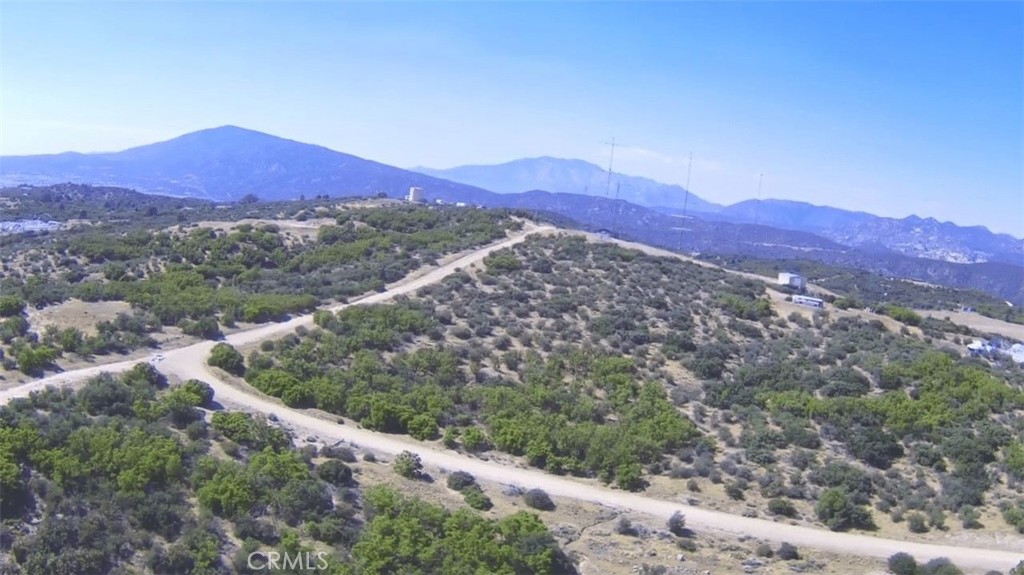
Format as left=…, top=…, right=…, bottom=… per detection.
left=317, top=460, right=353, bottom=486
left=767, top=498, right=797, bottom=517
left=777, top=542, right=799, bottom=560
left=462, top=485, right=493, bottom=511
left=887, top=552, right=918, bottom=575
left=523, top=488, right=555, bottom=511
left=815, top=488, right=874, bottom=531
left=667, top=511, right=686, bottom=536
left=393, top=451, right=423, bottom=479
left=446, top=471, right=476, bottom=492
left=907, top=512, right=929, bottom=533
left=208, top=343, right=245, bottom=376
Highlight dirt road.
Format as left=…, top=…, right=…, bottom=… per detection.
left=2, top=223, right=1021, bottom=572
left=0, top=225, right=551, bottom=403
left=165, top=358, right=1020, bottom=572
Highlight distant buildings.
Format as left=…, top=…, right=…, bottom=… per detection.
left=778, top=272, right=806, bottom=291
left=1011, top=343, right=1024, bottom=364
left=792, top=295, right=824, bottom=309
left=968, top=338, right=1024, bottom=364
left=407, top=187, right=424, bottom=202
left=0, top=219, right=61, bottom=235
left=967, top=340, right=995, bottom=356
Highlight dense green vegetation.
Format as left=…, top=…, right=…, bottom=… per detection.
left=246, top=298, right=699, bottom=489
left=0, top=364, right=573, bottom=574
left=246, top=234, right=1024, bottom=533
left=3, top=205, right=517, bottom=320
left=1, top=187, right=529, bottom=374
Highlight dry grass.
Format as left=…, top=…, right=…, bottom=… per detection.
left=920, top=309, right=1024, bottom=341
left=26, top=299, right=132, bottom=336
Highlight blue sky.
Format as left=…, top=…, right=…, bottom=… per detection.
left=2, top=2, right=1022, bottom=235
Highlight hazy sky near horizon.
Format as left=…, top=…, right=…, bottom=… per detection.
left=2, top=2, right=1022, bottom=235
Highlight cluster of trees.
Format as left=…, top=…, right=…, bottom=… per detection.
left=251, top=299, right=701, bottom=490
left=877, top=305, right=923, bottom=326
left=0, top=295, right=161, bottom=374
left=238, top=233, right=1024, bottom=530
left=354, top=485, right=575, bottom=575
left=1, top=203, right=521, bottom=354
left=0, top=362, right=573, bottom=575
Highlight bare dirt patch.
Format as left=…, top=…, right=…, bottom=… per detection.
left=920, top=309, right=1024, bottom=341
left=182, top=217, right=336, bottom=239
left=26, top=298, right=132, bottom=336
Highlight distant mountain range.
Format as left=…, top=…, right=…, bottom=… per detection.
left=2, top=126, right=1021, bottom=303
left=412, top=157, right=723, bottom=214
left=658, top=200, right=1023, bottom=266
left=416, top=158, right=1022, bottom=266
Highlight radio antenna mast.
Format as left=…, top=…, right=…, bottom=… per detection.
left=602, top=138, right=617, bottom=198
left=677, top=151, right=694, bottom=251
left=612, top=182, right=622, bottom=236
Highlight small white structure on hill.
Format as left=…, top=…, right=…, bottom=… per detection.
left=1010, top=343, right=1024, bottom=364
left=407, top=187, right=424, bottom=202
left=778, top=272, right=806, bottom=290
left=967, top=340, right=995, bottom=357
left=792, top=295, right=823, bottom=308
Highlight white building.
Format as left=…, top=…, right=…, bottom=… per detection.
left=407, top=187, right=424, bottom=202
left=778, top=272, right=806, bottom=291
left=1010, top=343, right=1024, bottom=364
left=792, top=295, right=823, bottom=308
left=967, top=340, right=995, bottom=357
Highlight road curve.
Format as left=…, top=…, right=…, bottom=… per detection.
left=0, top=225, right=551, bottom=403
left=2, top=225, right=1021, bottom=572
left=166, top=361, right=1022, bottom=573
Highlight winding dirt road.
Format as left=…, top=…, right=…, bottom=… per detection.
left=2, top=225, right=1021, bottom=572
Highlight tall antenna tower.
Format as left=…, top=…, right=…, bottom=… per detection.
left=677, top=151, right=694, bottom=251
left=602, top=138, right=617, bottom=198
left=612, top=182, right=622, bottom=236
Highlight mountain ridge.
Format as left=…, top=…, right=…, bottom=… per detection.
left=0, top=125, right=500, bottom=202
left=412, top=155, right=723, bottom=214
left=665, top=198, right=1023, bottom=265
left=414, top=156, right=1022, bottom=264
left=1, top=126, right=1021, bottom=302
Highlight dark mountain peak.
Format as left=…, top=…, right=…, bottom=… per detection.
left=115, top=125, right=325, bottom=159
left=0, top=126, right=492, bottom=202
